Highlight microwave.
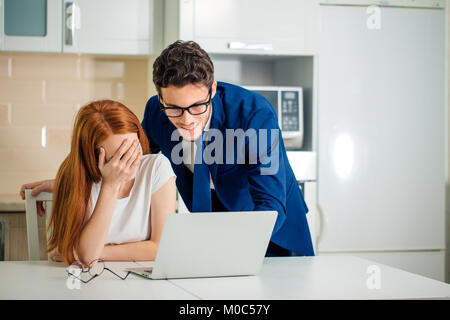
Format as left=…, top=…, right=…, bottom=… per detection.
left=244, top=86, right=304, bottom=149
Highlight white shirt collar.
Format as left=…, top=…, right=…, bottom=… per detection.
left=203, top=105, right=212, bottom=131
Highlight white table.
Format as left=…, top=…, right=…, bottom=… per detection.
left=0, top=260, right=195, bottom=300
left=168, top=256, right=450, bottom=299
left=1, top=256, right=450, bottom=299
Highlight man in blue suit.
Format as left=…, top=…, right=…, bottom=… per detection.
left=142, top=40, right=314, bottom=257
left=20, top=40, right=314, bottom=257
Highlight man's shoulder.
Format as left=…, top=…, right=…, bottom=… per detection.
left=218, top=82, right=277, bottom=126
left=143, top=94, right=166, bottom=126
left=217, top=81, right=256, bottom=100
left=145, top=94, right=160, bottom=111
left=219, top=81, right=273, bottom=109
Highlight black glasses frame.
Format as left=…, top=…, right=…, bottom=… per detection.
left=159, top=88, right=212, bottom=118
left=66, top=259, right=131, bottom=284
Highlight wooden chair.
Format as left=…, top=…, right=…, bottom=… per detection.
left=24, top=190, right=52, bottom=260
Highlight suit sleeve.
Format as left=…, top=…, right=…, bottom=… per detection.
left=245, top=102, right=287, bottom=234
left=141, top=98, right=161, bottom=154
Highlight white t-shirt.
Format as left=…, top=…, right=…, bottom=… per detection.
left=89, top=153, right=176, bottom=245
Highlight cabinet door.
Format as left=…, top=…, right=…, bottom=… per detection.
left=0, top=0, right=62, bottom=52
left=187, top=0, right=319, bottom=55
left=63, top=0, right=159, bottom=55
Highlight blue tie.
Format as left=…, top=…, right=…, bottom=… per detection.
left=192, top=132, right=212, bottom=212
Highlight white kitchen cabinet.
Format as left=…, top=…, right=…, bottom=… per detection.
left=0, top=0, right=62, bottom=52
left=165, top=0, right=320, bottom=55
left=63, top=0, right=163, bottom=55
left=1, top=0, right=162, bottom=55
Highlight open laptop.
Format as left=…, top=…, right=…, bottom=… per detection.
left=126, top=211, right=277, bottom=280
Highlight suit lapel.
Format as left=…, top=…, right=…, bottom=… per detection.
left=207, top=93, right=226, bottom=188
left=160, top=119, right=193, bottom=209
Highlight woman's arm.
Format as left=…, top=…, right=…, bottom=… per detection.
left=76, top=183, right=119, bottom=265
left=100, top=176, right=176, bottom=261
left=76, top=138, right=141, bottom=265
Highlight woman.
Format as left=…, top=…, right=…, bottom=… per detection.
left=46, top=99, right=176, bottom=266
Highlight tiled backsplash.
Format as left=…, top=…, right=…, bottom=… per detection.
left=0, top=53, right=152, bottom=201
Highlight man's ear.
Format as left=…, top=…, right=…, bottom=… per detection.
left=211, top=80, right=217, bottom=99
left=157, top=92, right=163, bottom=104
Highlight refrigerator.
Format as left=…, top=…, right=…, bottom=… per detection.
left=317, top=4, right=446, bottom=282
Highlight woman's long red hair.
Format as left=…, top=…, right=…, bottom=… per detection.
left=47, top=100, right=150, bottom=265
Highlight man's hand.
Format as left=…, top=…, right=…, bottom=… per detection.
left=19, top=179, right=55, bottom=217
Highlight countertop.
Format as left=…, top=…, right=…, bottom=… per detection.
left=0, top=194, right=25, bottom=212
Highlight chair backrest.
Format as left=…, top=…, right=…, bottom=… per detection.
left=24, top=190, right=53, bottom=261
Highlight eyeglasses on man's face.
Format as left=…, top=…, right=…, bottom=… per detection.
left=66, top=259, right=131, bottom=284
left=159, top=88, right=212, bottom=118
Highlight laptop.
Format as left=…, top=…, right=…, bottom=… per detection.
left=126, top=210, right=277, bottom=280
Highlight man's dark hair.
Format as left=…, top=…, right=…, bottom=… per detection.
left=153, top=40, right=214, bottom=94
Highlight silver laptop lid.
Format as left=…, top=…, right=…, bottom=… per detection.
left=151, top=211, right=277, bottom=280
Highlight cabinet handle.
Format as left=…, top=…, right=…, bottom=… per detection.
left=65, top=2, right=81, bottom=46
left=228, top=42, right=273, bottom=51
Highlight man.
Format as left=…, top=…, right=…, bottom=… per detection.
left=20, top=40, right=314, bottom=257
left=142, top=41, right=313, bottom=257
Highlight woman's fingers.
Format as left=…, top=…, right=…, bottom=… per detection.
left=99, top=138, right=142, bottom=184
left=111, top=138, right=131, bottom=162
left=121, top=139, right=138, bottom=165
left=30, top=183, right=47, bottom=197
left=126, top=141, right=141, bottom=168
left=19, top=180, right=44, bottom=200
left=50, top=251, right=63, bottom=262
left=37, top=201, right=46, bottom=217
left=130, top=149, right=142, bottom=171
left=20, top=180, right=52, bottom=200
left=98, top=147, right=106, bottom=170
left=19, top=180, right=54, bottom=217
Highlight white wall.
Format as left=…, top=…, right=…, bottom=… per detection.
left=445, top=1, right=450, bottom=284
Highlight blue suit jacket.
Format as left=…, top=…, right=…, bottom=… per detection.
left=141, top=81, right=314, bottom=256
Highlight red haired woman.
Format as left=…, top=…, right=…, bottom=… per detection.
left=44, top=100, right=176, bottom=266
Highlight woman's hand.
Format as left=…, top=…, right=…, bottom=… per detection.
left=49, top=249, right=63, bottom=262
left=97, top=138, right=142, bottom=190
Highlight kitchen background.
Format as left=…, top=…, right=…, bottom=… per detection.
left=0, top=0, right=449, bottom=284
